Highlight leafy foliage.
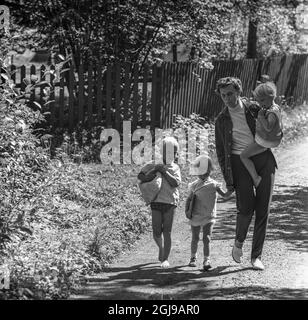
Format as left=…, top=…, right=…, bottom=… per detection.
left=2, top=0, right=302, bottom=65
left=5, top=0, right=234, bottom=67
left=0, top=57, right=46, bottom=255
left=216, top=2, right=301, bottom=59
left=172, top=113, right=216, bottom=165
left=279, top=104, right=308, bottom=146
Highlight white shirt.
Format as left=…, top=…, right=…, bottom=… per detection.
left=188, top=177, right=219, bottom=226
left=228, top=100, right=254, bottom=154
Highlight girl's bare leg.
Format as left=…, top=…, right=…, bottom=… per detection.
left=161, top=206, right=175, bottom=263
left=240, top=142, right=267, bottom=187
left=191, top=226, right=201, bottom=258
left=151, top=209, right=164, bottom=262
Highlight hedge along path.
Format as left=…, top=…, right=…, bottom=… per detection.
left=70, top=137, right=308, bottom=300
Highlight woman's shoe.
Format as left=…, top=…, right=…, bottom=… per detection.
left=251, top=258, right=265, bottom=270
left=232, top=243, right=243, bottom=263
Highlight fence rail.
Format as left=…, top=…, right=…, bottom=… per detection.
left=9, top=54, right=308, bottom=130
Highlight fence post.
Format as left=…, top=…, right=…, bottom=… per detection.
left=105, top=64, right=112, bottom=128
left=96, top=61, right=103, bottom=125
left=115, top=62, right=121, bottom=131
left=50, top=65, right=56, bottom=126
left=151, top=64, right=157, bottom=131
left=87, top=62, right=93, bottom=128
left=155, top=65, right=162, bottom=128
left=256, top=59, right=264, bottom=84
left=151, top=64, right=162, bottom=130
left=132, top=63, right=139, bottom=131
left=78, top=63, right=84, bottom=125
left=68, top=64, right=74, bottom=131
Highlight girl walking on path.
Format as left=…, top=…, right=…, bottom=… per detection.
left=138, top=137, right=181, bottom=269
left=186, top=155, right=232, bottom=271
left=240, top=82, right=283, bottom=188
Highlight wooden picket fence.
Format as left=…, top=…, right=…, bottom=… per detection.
left=9, top=54, right=308, bottom=130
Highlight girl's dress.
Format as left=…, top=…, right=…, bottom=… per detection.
left=189, top=177, right=219, bottom=227
left=255, top=103, right=283, bottom=148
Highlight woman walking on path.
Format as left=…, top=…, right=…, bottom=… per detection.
left=214, top=77, right=277, bottom=271
left=138, top=137, right=181, bottom=269
left=186, top=155, right=232, bottom=271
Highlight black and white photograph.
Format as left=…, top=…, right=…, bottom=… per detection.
left=0, top=0, right=307, bottom=308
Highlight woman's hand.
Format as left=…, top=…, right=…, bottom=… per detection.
left=155, top=164, right=165, bottom=173
left=223, top=190, right=234, bottom=198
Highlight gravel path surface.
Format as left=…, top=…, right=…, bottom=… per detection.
left=70, top=137, right=308, bottom=300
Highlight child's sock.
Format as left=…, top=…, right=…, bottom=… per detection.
left=158, top=247, right=164, bottom=262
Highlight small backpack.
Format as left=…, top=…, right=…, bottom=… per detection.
left=184, top=183, right=207, bottom=219
left=138, top=164, right=162, bottom=205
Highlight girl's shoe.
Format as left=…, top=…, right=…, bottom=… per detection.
left=203, top=259, right=212, bottom=271
left=188, top=257, right=197, bottom=267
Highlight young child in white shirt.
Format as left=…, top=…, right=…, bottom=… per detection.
left=186, top=155, right=231, bottom=271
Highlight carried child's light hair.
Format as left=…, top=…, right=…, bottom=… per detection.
left=253, top=81, right=277, bottom=99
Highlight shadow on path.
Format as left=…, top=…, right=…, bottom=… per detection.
left=268, top=184, right=308, bottom=252
left=175, top=285, right=308, bottom=300
left=211, top=184, right=308, bottom=252
left=75, top=263, right=259, bottom=300
left=76, top=259, right=308, bottom=300
left=71, top=182, right=308, bottom=300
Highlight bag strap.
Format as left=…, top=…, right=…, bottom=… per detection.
left=191, top=182, right=207, bottom=195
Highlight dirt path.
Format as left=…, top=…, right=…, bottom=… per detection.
left=70, top=137, right=308, bottom=300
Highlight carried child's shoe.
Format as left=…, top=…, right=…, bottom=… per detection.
left=161, top=260, right=170, bottom=269
left=188, top=256, right=197, bottom=267
left=203, top=259, right=212, bottom=271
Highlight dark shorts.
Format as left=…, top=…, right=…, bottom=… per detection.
left=150, top=202, right=176, bottom=212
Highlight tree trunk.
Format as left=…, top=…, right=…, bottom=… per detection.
left=190, top=46, right=196, bottom=60
left=172, top=43, right=177, bottom=62
left=246, top=19, right=258, bottom=58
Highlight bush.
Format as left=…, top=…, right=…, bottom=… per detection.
left=0, top=59, right=47, bottom=257
left=279, top=104, right=308, bottom=146
left=172, top=113, right=216, bottom=159
left=0, top=54, right=151, bottom=299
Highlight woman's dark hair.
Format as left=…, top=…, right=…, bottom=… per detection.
left=215, top=77, right=243, bottom=95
